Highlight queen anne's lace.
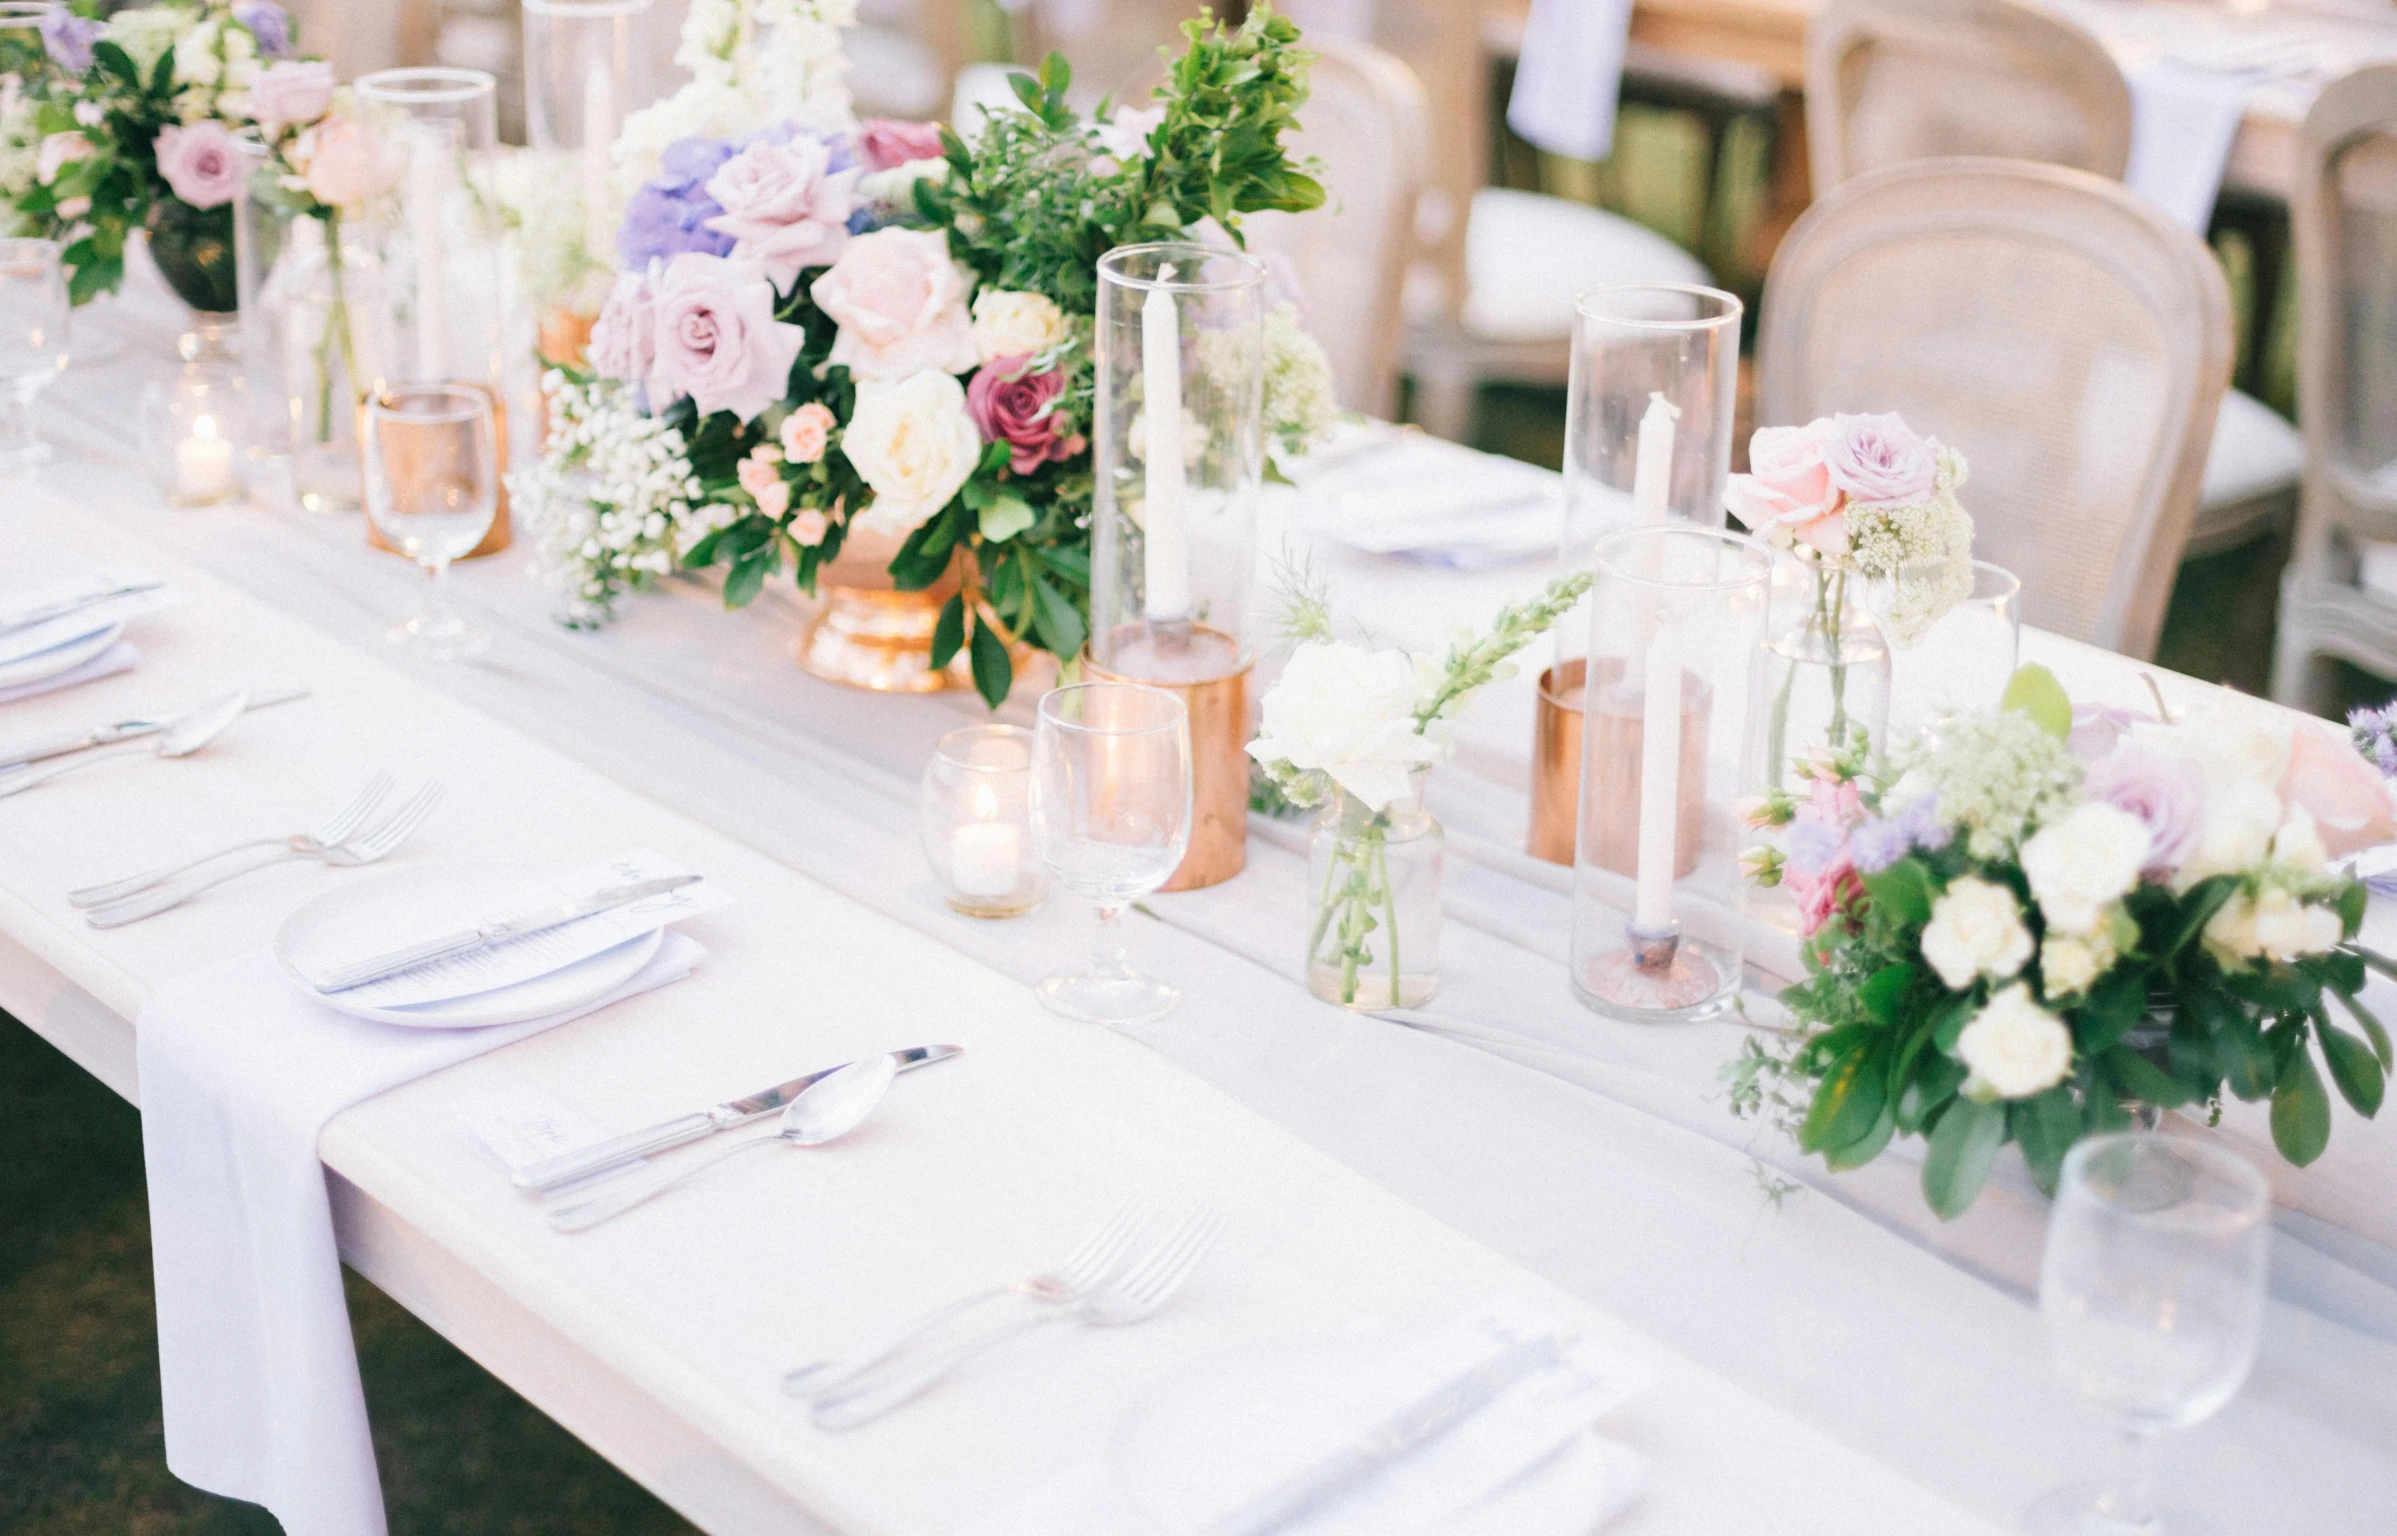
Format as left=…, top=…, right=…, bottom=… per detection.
left=1846, top=447, right=1975, bottom=646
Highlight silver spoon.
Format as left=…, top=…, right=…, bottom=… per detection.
left=547, top=1053, right=899, bottom=1233
left=0, top=690, right=251, bottom=800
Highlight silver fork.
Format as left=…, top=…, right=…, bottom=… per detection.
left=810, top=1206, right=1225, bottom=1432
left=68, top=772, right=396, bottom=908
left=83, top=783, right=443, bottom=929
left=781, top=1195, right=1156, bottom=1402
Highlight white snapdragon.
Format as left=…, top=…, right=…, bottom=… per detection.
left=2021, top=801, right=2151, bottom=935
left=1955, top=984, right=2074, bottom=1099
left=1921, top=875, right=2033, bottom=990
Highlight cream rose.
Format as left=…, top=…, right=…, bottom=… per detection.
left=1955, top=984, right=2074, bottom=1099
left=2216, top=886, right=2343, bottom=966
left=841, top=370, right=980, bottom=537
left=1921, top=875, right=2033, bottom=991
left=970, top=289, right=1067, bottom=366
left=1246, top=640, right=1447, bottom=812
left=2021, top=802, right=2151, bottom=935
left=2174, top=780, right=2284, bottom=890
left=2040, top=928, right=2114, bottom=1001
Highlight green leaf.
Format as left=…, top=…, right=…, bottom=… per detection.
left=2073, top=967, right=2148, bottom=1055
left=1858, top=962, right=1918, bottom=1025
left=1028, top=573, right=1086, bottom=661
left=1861, top=858, right=1934, bottom=929
left=2102, top=1047, right=2194, bottom=1109
left=1922, top=1096, right=2006, bottom=1220
left=1999, top=663, right=2072, bottom=738
left=978, top=494, right=1035, bottom=544
left=1930, top=991, right=1976, bottom=1053
left=2167, top=877, right=2240, bottom=964
left=1799, top=1047, right=1886, bottom=1156
left=2318, top=1020, right=2385, bottom=1119
left=1822, top=1103, right=1897, bottom=1171
left=929, top=594, right=966, bottom=672
left=2010, top=1086, right=2082, bottom=1196
left=2338, top=880, right=2369, bottom=940
left=2336, top=988, right=2394, bottom=1071
left=721, top=544, right=774, bottom=609
left=2216, top=1010, right=2273, bottom=1101
left=968, top=617, right=1013, bottom=709
left=2271, top=1046, right=2333, bottom=1166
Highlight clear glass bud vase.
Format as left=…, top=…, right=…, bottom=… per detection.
left=1305, top=773, right=1443, bottom=1009
left=1761, top=559, right=1891, bottom=788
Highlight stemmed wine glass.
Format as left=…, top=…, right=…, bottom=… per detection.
left=0, top=237, right=68, bottom=471
left=363, top=383, right=496, bottom=661
left=1030, top=681, right=1192, bottom=1025
left=2029, top=1131, right=2271, bottom=1536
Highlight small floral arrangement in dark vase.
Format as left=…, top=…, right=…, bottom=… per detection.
left=16, top=0, right=300, bottom=312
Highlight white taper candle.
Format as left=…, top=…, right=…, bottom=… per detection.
left=1140, top=267, right=1189, bottom=622
left=407, top=130, right=450, bottom=381
left=580, top=55, right=616, bottom=263
left=1634, top=618, right=1680, bottom=932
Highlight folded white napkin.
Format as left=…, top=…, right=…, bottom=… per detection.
left=0, top=639, right=136, bottom=702
left=1505, top=0, right=1636, bottom=163
left=1295, top=434, right=1562, bottom=568
left=139, top=933, right=704, bottom=1536
left=2123, top=58, right=2253, bottom=232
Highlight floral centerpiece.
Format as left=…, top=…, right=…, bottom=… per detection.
left=1736, top=664, right=2397, bottom=1217
left=17, top=0, right=300, bottom=310
left=1726, top=412, right=1974, bottom=782
left=1251, top=567, right=1592, bottom=1008
left=513, top=5, right=1336, bottom=707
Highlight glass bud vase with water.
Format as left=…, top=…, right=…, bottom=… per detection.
left=1305, top=772, right=1443, bottom=1009
left=1762, top=553, right=1890, bottom=788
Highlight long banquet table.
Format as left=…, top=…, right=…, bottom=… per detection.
left=5, top=273, right=2396, bottom=1533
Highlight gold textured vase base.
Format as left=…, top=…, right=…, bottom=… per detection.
left=1087, top=623, right=1251, bottom=892
left=797, top=585, right=975, bottom=694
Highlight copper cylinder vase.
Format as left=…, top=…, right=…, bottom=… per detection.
left=1529, top=660, right=1585, bottom=865
left=1085, top=622, right=1251, bottom=891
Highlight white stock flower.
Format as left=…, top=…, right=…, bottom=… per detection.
left=969, top=289, right=1066, bottom=365
left=2174, top=780, right=2284, bottom=890
left=2245, top=887, right=2342, bottom=965
left=1247, top=641, right=1448, bottom=812
left=841, top=370, right=980, bottom=537
left=1955, top=984, right=2074, bottom=1099
left=1921, top=875, right=2034, bottom=990
left=2021, top=801, right=2151, bottom=935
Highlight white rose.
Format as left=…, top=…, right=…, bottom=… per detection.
left=1920, top=875, right=2033, bottom=990
left=1247, top=641, right=1448, bottom=812
left=970, top=288, right=1067, bottom=366
left=1955, top=983, right=2074, bottom=1099
left=2135, top=699, right=2293, bottom=790
left=841, top=370, right=980, bottom=537
left=2175, top=780, right=2283, bottom=890
left=2249, top=886, right=2343, bottom=964
left=174, top=23, right=223, bottom=87
left=2040, top=928, right=2113, bottom=1001
left=2022, top=802, right=2151, bottom=935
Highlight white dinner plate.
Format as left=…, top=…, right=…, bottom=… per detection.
left=0, top=620, right=123, bottom=690
left=274, top=862, right=664, bottom=1029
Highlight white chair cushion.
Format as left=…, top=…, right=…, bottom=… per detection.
left=1460, top=188, right=1713, bottom=344
left=2200, top=388, right=2303, bottom=510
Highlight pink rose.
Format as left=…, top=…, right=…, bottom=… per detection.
left=1788, top=857, right=1863, bottom=940
left=35, top=131, right=91, bottom=185
left=790, top=506, right=830, bottom=546
left=586, top=267, right=658, bottom=384
left=1823, top=411, right=1937, bottom=506
left=809, top=226, right=977, bottom=381
left=780, top=400, right=834, bottom=463
left=300, top=115, right=389, bottom=209
left=704, top=134, right=862, bottom=290
left=249, top=59, right=334, bottom=130
left=154, top=122, right=242, bottom=210
left=646, top=252, right=809, bottom=423
left=1726, top=420, right=1844, bottom=551
left=856, top=118, right=946, bottom=173
left=738, top=446, right=790, bottom=517
left=966, top=355, right=1085, bottom=474
left=2280, top=718, right=2397, bottom=858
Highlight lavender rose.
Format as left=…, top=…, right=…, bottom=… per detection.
left=618, top=137, right=738, bottom=270
left=967, top=356, right=1085, bottom=474
left=249, top=59, right=334, bottom=129
left=645, top=252, right=808, bottom=423
left=233, top=0, right=293, bottom=58
left=1824, top=412, right=1937, bottom=506
left=704, top=133, right=861, bottom=289
left=155, top=123, right=243, bottom=211
left=587, top=267, right=659, bottom=386
left=40, top=9, right=100, bottom=72
left=856, top=118, right=946, bottom=173
left=2083, top=741, right=2204, bottom=877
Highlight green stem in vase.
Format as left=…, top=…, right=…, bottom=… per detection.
left=1824, top=564, right=1851, bottom=747
left=315, top=210, right=359, bottom=447
left=1376, top=825, right=1400, bottom=1008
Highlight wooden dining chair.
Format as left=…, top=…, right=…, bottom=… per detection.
left=2272, top=65, right=2397, bottom=712
left=1756, top=158, right=2233, bottom=659
left=1806, top=0, right=2303, bottom=598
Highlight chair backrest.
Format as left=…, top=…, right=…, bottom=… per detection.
left=1757, top=158, right=2232, bottom=658
left=1806, top=0, right=2132, bottom=194
left=1242, top=38, right=1427, bottom=418
left=2291, top=64, right=2397, bottom=572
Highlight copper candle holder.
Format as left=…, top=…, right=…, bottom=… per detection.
left=1085, top=621, right=1251, bottom=891
left=1531, top=657, right=1706, bottom=875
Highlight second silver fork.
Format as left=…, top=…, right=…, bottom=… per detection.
left=69, top=771, right=397, bottom=908
left=83, top=782, right=444, bottom=928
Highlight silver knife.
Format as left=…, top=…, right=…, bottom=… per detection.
left=0, top=686, right=311, bottom=768
left=0, top=578, right=167, bottom=631
left=311, top=873, right=706, bottom=992
left=511, top=1044, right=966, bottom=1192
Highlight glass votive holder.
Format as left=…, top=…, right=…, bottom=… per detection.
left=922, top=724, right=1045, bottom=918
left=1875, top=559, right=2024, bottom=737
left=137, top=317, right=246, bottom=507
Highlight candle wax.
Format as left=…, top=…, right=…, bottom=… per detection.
left=951, top=821, right=1021, bottom=899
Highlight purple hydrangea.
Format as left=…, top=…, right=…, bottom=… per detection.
left=232, top=0, right=292, bottom=58
left=40, top=9, right=101, bottom=72
left=617, top=137, right=739, bottom=268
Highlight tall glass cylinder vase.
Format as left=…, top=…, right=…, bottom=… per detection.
left=1569, top=525, right=1770, bottom=1024
left=1089, top=241, right=1265, bottom=892
left=523, top=0, right=652, bottom=258
left=1533, top=283, right=1742, bottom=866
left=357, top=67, right=510, bottom=555
left=234, top=137, right=394, bottom=514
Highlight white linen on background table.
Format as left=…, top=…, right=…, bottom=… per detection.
left=2123, top=58, right=2253, bottom=232
left=0, top=638, right=136, bottom=702
left=1505, top=0, right=1635, bottom=164
left=138, top=935, right=702, bottom=1536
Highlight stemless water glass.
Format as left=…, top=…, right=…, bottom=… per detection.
left=2030, top=1132, right=2271, bottom=1536
left=1030, top=682, right=1193, bottom=1025
left=363, top=384, right=498, bottom=661
left=0, top=237, right=68, bottom=471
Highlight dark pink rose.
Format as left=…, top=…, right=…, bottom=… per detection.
left=967, top=355, right=1084, bottom=475
left=856, top=118, right=946, bottom=173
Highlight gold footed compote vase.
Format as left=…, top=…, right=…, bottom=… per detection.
left=797, top=526, right=983, bottom=694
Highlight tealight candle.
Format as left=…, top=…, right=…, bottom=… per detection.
left=921, top=724, right=1044, bottom=918
left=176, top=415, right=236, bottom=503
left=951, top=788, right=1022, bottom=898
